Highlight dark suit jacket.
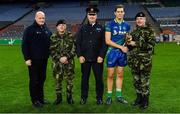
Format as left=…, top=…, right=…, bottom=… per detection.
left=22, top=21, right=52, bottom=61
left=75, top=22, right=107, bottom=62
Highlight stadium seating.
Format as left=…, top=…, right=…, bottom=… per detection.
left=20, top=2, right=86, bottom=24
left=0, top=25, right=24, bottom=39
left=147, top=7, right=180, bottom=35
left=148, top=7, right=180, bottom=18
left=0, top=4, right=32, bottom=21
left=0, top=1, right=180, bottom=40
left=97, top=4, right=144, bottom=20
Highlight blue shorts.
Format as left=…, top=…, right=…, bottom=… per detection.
left=107, top=49, right=127, bottom=67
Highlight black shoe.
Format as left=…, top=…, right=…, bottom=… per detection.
left=67, top=95, right=74, bottom=104
left=140, top=103, right=148, bottom=110
left=80, top=98, right=87, bottom=105
left=53, top=94, right=62, bottom=105
left=96, top=99, right=103, bottom=105
left=106, top=97, right=112, bottom=105
left=32, top=101, right=43, bottom=108
left=131, top=93, right=142, bottom=106
left=117, top=97, right=128, bottom=104
left=140, top=96, right=149, bottom=110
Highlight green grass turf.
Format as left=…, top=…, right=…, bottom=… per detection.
left=0, top=43, right=180, bottom=113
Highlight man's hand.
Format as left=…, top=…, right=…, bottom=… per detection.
left=120, top=46, right=129, bottom=53
left=60, top=56, right=68, bottom=64
left=64, top=61, right=69, bottom=64
left=128, top=41, right=136, bottom=46
left=25, top=59, right=32, bottom=66
left=97, top=56, right=103, bottom=63
left=125, top=34, right=132, bottom=42
left=79, top=56, right=85, bottom=64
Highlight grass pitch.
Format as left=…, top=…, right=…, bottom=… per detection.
left=0, top=43, right=180, bottom=113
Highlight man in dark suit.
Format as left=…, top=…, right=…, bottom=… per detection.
left=76, top=6, right=107, bottom=105
left=22, top=11, right=52, bottom=108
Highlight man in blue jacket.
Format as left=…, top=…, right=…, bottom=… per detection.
left=22, top=11, right=52, bottom=108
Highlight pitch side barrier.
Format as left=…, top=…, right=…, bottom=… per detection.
left=0, top=38, right=21, bottom=45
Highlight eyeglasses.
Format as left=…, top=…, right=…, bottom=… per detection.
left=88, top=13, right=96, bottom=16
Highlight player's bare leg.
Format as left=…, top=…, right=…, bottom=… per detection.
left=116, top=66, right=128, bottom=104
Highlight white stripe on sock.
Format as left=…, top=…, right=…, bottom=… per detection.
left=116, top=88, right=122, bottom=92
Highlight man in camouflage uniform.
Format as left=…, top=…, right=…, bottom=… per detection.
left=127, top=12, right=155, bottom=109
left=50, top=19, right=76, bottom=105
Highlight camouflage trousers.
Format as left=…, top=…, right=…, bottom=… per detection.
left=52, top=60, right=75, bottom=96
left=128, top=53, right=152, bottom=97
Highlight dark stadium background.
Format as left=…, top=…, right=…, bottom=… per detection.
left=0, top=0, right=180, bottom=113
left=0, top=0, right=180, bottom=44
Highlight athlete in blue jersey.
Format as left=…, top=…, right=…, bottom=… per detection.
left=105, top=4, right=130, bottom=105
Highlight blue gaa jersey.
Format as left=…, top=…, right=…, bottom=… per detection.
left=105, top=19, right=130, bottom=67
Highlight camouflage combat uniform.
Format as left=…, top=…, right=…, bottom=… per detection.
left=127, top=24, right=155, bottom=106
left=50, top=32, right=76, bottom=97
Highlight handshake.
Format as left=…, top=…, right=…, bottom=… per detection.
left=125, top=33, right=136, bottom=46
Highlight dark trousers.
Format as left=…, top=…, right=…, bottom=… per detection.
left=28, top=59, right=47, bottom=103
left=81, top=62, right=104, bottom=100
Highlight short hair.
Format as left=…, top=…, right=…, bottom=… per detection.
left=114, top=4, right=124, bottom=12
left=35, top=11, right=45, bottom=19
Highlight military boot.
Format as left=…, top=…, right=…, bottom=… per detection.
left=140, top=95, right=149, bottom=110
left=53, top=94, right=62, bottom=105
left=67, top=94, right=74, bottom=104
left=131, top=93, right=142, bottom=106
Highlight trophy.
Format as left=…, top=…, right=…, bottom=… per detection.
left=125, top=33, right=132, bottom=46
